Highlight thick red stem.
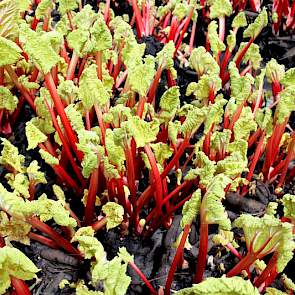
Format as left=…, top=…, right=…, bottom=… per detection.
left=85, top=168, right=99, bottom=225
left=10, top=277, right=31, bottom=295
left=165, top=224, right=191, bottom=295
left=131, top=0, right=145, bottom=38
left=29, top=232, right=59, bottom=249
left=66, top=52, right=79, bottom=80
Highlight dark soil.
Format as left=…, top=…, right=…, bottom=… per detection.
left=2, top=1, right=295, bottom=294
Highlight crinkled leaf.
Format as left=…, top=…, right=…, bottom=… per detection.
left=243, top=8, right=268, bottom=39
left=7, top=173, right=30, bottom=198
left=0, top=36, right=22, bottom=66
left=26, top=121, right=47, bottom=150
left=280, top=68, right=295, bottom=88
left=128, top=56, right=155, bottom=96
left=189, top=46, right=219, bottom=77
left=232, top=11, right=247, bottom=29
left=184, top=151, right=216, bottom=186
left=0, top=212, right=31, bottom=245
left=90, top=14, right=112, bottom=52
left=72, top=4, right=97, bottom=30
left=276, top=86, right=295, bottom=124
left=282, top=194, right=295, bottom=221
left=0, top=0, right=20, bottom=40
left=39, top=149, right=59, bottom=165
left=57, top=80, right=78, bottom=104
left=181, top=189, right=201, bottom=228
left=150, top=142, right=173, bottom=164
left=208, top=21, right=226, bottom=56
left=58, top=0, right=78, bottom=15
left=266, top=59, right=285, bottom=83
left=175, top=276, right=259, bottom=295
left=156, top=40, right=175, bottom=70
left=229, top=62, right=254, bottom=104
left=234, top=107, right=257, bottom=141
left=209, top=0, right=232, bottom=19
left=20, top=25, right=61, bottom=74
left=79, top=64, right=110, bottom=109
left=181, top=106, right=206, bottom=136
left=0, top=246, right=39, bottom=291
left=35, top=0, right=53, bottom=19
left=102, top=202, right=124, bottom=230
left=0, top=86, right=18, bottom=111
left=243, top=43, right=262, bottom=70
left=77, top=130, right=102, bottom=178
left=234, top=214, right=295, bottom=271
left=65, top=104, right=84, bottom=133
left=72, top=226, right=106, bottom=260
left=168, top=120, right=181, bottom=145
left=212, top=229, right=235, bottom=247
left=0, top=183, right=25, bottom=215
left=226, top=30, right=236, bottom=52
left=159, top=86, right=180, bottom=123
left=201, top=174, right=232, bottom=230
left=0, top=138, right=24, bottom=172
left=122, top=116, right=159, bottom=147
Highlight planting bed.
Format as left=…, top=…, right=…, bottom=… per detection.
left=0, top=0, right=295, bottom=295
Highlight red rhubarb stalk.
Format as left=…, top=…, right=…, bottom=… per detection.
left=85, top=168, right=99, bottom=225
left=66, top=52, right=79, bottom=80
left=10, top=277, right=32, bottom=295
left=165, top=224, right=191, bottom=295
left=131, top=0, right=145, bottom=38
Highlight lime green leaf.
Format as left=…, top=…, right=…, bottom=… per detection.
left=0, top=0, right=20, bottom=40
left=76, top=282, right=104, bottom=295
left=175, top=276, right=259, bottom=295
left=150, top=142, right=173, bottom=164
left=67, top=28, right=92, bottom=57
left=58, top=0, right=78, bottom=15
left=72, top=4, right=97, bottom=30
left=255, top=108, right=273, bottom=135
left=232, top=11, right=247, bottom=29
left=181, top=189, right=201, bottom=228
left=79, top=64, right=110, bottom=109
left=265, top=288, right=288, bottom=295
left=216, top=152, right=247, bottom=178
left=26, top=121, right=47, bottom=150
left=266, top=59, right=285, bottom=83
left=90, top=14, right=112, bottom=52
left=212, top=229, right=235, bottom=246
left=105, top=129, right=125, bottom=172
left=234, top=107, right=257, bottom=141
left=77, top=130, right=102, bottom=178
left=118, top=247, right=134, bottom=264
left=276, top=86, right=295, bottom=124
left=280, top=68, right=295, bottom=88
left=39, top=149, right=59, bottom=165
left=109, top=16, right=133, bottom=46
left=21, top=194, right=76, bottom=227
left=0, top=246, right=39, bottom=292
left=57, top=80, right=78, bottom=104
left=20, top=25, right=61, bottom=74
left=204, top=95, right=227, bottom=133
left=234, top=214, right=295, bottom=272
left=0, top=86, right=18, bottom=111
left=282, top=194, right=295, bottom=221
left=65, top=104, right=84, bottom=133
left=173, top=2, right=189, bottom=20
left=208, top=21, right=226, bottom=56
left=159, top=86, right=180, bottom=123
left=226, top=30, right=236, bottom=52
left=0, top=211, right=31, bottom=245
left=181, top=106, right=206, bottom=136
left=8, top=173, right=30, bottom=198
left=0, top=36, right=22, bottom=66
left=228, top=61, right=254, bottom=104
left=227, top=139, right=248, bottom=161
left=281, top=274, right=295, bottom=292
left=0, top=183, right=25, bottom=215
left=128, top=55, right=155, bottom=96
left=53, top=184, right=65, bottom=204
left=102, top=202, right=124, bottom=230
left=265, top=202, right=278, bottom=216
left=189, top=46, right=219, bottom=77
left=72, top=226, right=106, bottom=260
left=201, top=174, right=232, bottom=230
left=122, top=38, right=145, bottom=70
left=168, top=120, right=181, bottom=145
left=30, top=117, right=54, bottom=135
left=243, top=8, right=268, bottom=39
left=0, top=138, right=24, bottom=172
left=210, top=130, right=231, bottom=154
left=243, top=43, right=262, bottom=70
left=156, top=41, right=175, bottom=70
left=18, top=75, right=39, bottom=90
left=122, top=116, right=159, bottom=147
left=209, top=0, right=232, bottom=19
left=184, top=151, right=216, bottom=187
left=35, top=0, right=53, bottom=19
